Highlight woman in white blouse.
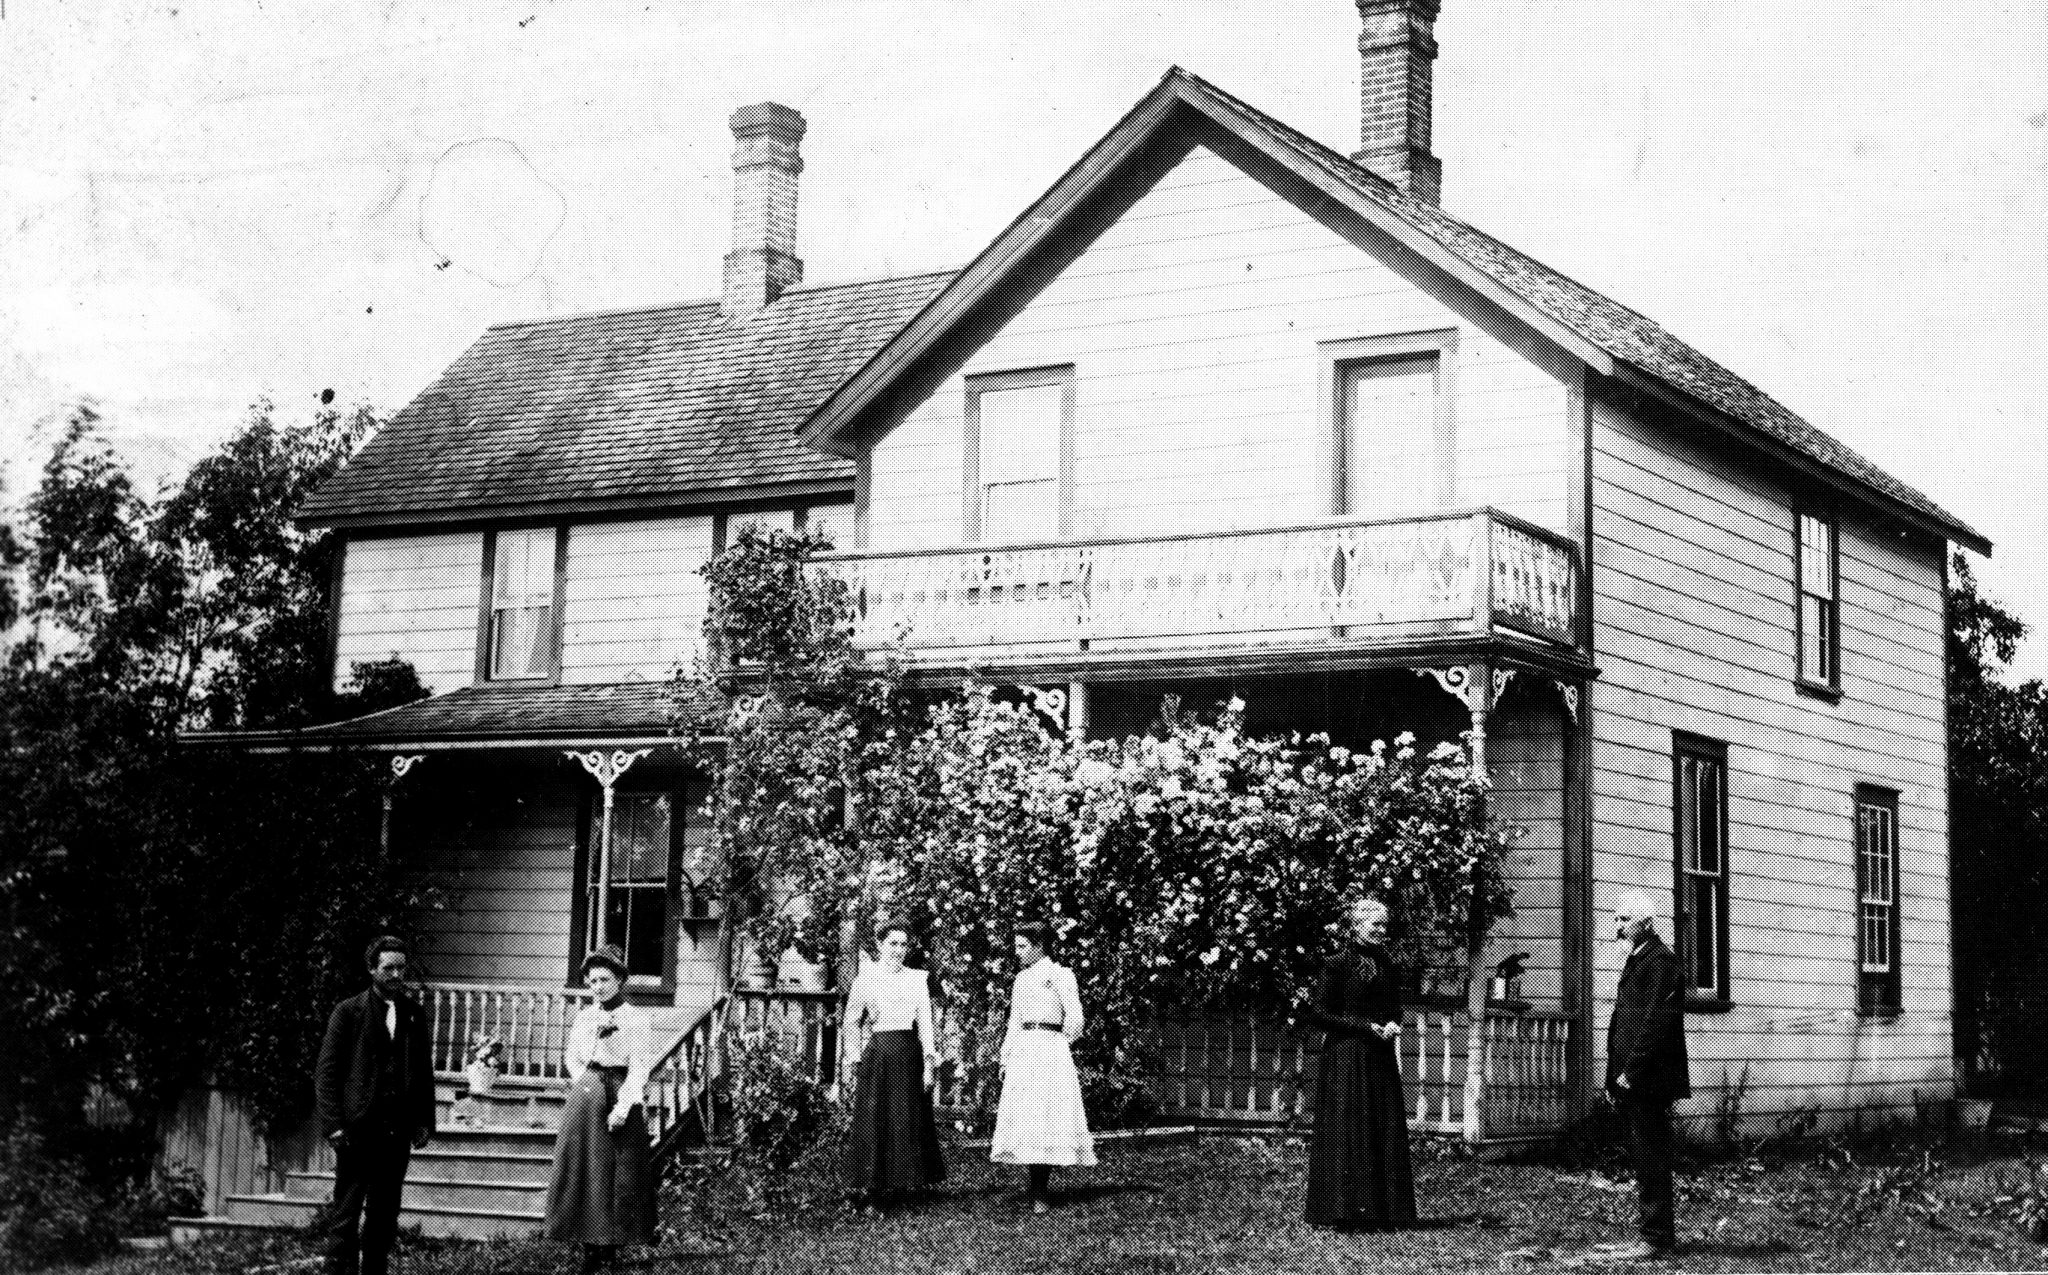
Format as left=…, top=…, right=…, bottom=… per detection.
left=543, top=946, right=655, bottom=1271
left=838, top=919, right=946, bottom=1211
left=991, top=920, right=1096, bottom=1212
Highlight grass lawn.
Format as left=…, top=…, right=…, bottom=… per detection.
left=69, top=1129, right=2048, bottom=1274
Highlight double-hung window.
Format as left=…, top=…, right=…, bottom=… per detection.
left=582, top=791, right=674, bottom=986
left=965, top=366, right=1072, bottom=543
left=486, top=527, right=560, bottom=680
left=1673, top=733, right=1731, bottom=1005
left=1855, top=786, right=1902, bottom=1015
left=1796, top=511, right=1840, bottom=692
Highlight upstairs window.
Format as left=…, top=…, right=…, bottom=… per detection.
left=1796, top=511, right=1840, bottom=692
left=1855, top=786, right=1902, bottom=1015
left=1673, top=733, right=1731, bottom=1006
left=487, top=527, right=560, bottom=680
left=1323, top=330, right=1456, bottom=519
left=966, top=366, right=1072, bottom=543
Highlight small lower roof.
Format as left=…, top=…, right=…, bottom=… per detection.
left=182, top=681, right=722, bottom=751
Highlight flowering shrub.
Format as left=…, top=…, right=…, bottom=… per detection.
left=681, top=527, right=1518, bottom=1123
left=836, top=689, right=1516, bottom=1113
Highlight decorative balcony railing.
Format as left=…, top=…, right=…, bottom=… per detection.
left=816, top=508, right=1577, bottom=664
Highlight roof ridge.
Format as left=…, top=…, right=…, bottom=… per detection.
left=1174, top=68, right=1692, bottom=351
left=481, top=267, right=961, bottom=335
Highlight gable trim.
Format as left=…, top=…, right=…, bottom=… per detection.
left=800, top=70, right=1614, bottom=459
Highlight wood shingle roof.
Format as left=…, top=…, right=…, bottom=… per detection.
left=297, top=270, right=955, bottom=528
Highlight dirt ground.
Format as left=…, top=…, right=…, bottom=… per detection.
left=74, top=1126, right=2048, bottom=1274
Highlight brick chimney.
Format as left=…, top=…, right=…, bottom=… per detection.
left=1352, top=0, right=1442, bottom=205
left=721, top=102, right=806, bottom=318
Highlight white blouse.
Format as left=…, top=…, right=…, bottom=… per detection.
left=564, top=1000, right=652, bottom=1124
left=1002, top=958, right=1084, bottom=1064
left=843, top=966, right=938, bottom=1059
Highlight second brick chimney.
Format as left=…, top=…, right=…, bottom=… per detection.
left=721, top=102, right=806, bottom=318
left=1352, top=0, right=1442, bottom=205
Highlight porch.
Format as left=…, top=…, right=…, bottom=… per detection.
left=417, top=982, right=1578, bottom=1143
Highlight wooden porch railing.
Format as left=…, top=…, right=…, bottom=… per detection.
left=732, top=988, right=1574, bottom=1141
left=423, top=982, right=581, bottom=1081
left=646, top=997, right=724, bottom=1158
left=815, top=506, right=1579, bottom=662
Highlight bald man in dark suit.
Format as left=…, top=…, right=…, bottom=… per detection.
left=1604, top=890, right=1690, bottom=1259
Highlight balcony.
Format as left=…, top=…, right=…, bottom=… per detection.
left=818, top=508, right=1579, bottom=674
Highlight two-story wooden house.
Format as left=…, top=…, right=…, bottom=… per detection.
left=179, top=0, right=1986, bottom=1239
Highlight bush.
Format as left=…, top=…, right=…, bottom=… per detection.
left=727, top=1032, right=833, bottom=1174
left=0, top=1123, right=121, bottom=1270
left=118, top=1161, right=208, bottom=1231
left=1077, top=1047, right=1158, bottom=1132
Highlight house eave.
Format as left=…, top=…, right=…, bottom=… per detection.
left=178, top=730, right=719, bottom=755
left=295, top=477, right=855, bottom=533
left=1603, top=365, right=1991, bottom=557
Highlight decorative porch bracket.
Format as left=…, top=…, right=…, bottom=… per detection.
left=1554, top=680, right=1579, bottom=725
left=1016, top=684, right=1069, bottom=734
left=568, top=748, right=654, bottom=960
left=379, top=754, right=425, bottom=861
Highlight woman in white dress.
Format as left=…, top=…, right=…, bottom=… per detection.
left=991, top=921, right=1095, bottom=1212
left=543, top=946, right=655, bottom=1272
left=838, top=920, right=946, bottom=1210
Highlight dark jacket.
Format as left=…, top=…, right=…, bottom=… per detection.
left=1605, top=932, right=1691, bottom=1103
left=315, top=987, right=436, bottom=1139
left=1301, top=945, right=1402, bottom=1041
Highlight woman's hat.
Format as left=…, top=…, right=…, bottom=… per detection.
left=580, top=945, right=628, bottom=979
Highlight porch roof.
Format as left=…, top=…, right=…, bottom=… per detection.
left=181, top=681, right=722, bottom=752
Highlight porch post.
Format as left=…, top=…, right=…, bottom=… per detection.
left=1461, top=665, right=1495, bottom=1145
left=1417, top=663, right=1494, bottom=1143
left=380, top=754, right=424, bottom=863
left=567, top=748, right=653, bottom=954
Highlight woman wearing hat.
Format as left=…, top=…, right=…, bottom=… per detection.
left=544, top=946, right=656, bottom=1272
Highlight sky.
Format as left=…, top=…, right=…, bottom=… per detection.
left=2, top=1, right=2045, bottom=674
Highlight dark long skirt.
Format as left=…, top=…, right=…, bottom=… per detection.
left=1303, top=1033, right=1416, bottom=1228
left=842, top=1029, right=946, bottom=1194
left=543, top=1065, right=656, bottom=1245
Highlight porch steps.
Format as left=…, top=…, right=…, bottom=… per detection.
left=183, top=1079, right=575, bottom=1243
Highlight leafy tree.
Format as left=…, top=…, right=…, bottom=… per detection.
left=1947, top=552, right=2048, bottom=1091
left=0, top=395, right=433, bottom=1147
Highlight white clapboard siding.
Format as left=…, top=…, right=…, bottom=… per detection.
left=1487, top=700, right=1569, bottom=1005
left=561, top=517, right=714, bottom=684
left=404, top=781, right=580, bottom=988
left=863, top=143, right=1572, bottom=551
left=1587, top=394, right=1953, bottom=1122
left=333, top=533, right=484, bottom=692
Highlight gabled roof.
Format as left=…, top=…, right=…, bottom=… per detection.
left=802, top=68, right=1987, bottom=554
left=182, top=681, right=721, bottom=751
left=297, top=270, right=955, bottom=530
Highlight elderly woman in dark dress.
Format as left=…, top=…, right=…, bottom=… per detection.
left=1302, top=897, right=1417, bottom=1230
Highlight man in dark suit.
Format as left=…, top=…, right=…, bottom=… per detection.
left=316, top=936, right=436, bottom=1275
left=1604, top=889, right=1690, bottom=1259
